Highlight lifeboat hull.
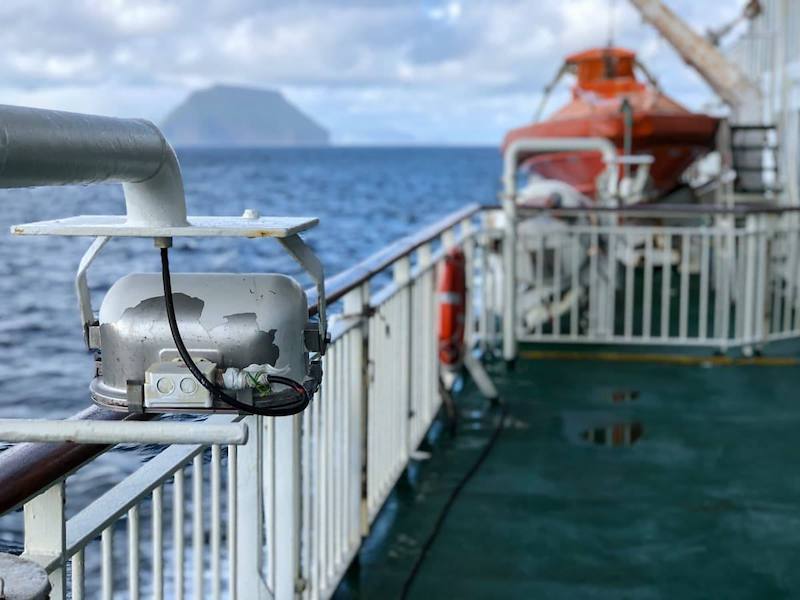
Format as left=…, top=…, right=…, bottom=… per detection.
left=505, top=111, right=718, bottom=197
left=502, top=47, right=719, bottom=200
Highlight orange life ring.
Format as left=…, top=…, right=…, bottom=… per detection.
left=437, top=248, right=466, bottom=367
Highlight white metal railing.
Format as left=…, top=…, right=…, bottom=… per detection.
left=13, top=195, right=799, bottom=599
left=6, top=200, right=800, bottom=598
left=498, top=207, right=800, bottom=353
left=500, top=137, right=619, bottom=361
left=0, top=204, right=485, bottom=600
left=21, top=414, right=244, bottom=599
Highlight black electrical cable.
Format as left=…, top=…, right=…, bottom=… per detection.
left=400, top=400, right=509, bottom=600
left=160, top=246, right=310, bottom=416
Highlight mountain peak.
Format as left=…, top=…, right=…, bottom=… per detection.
left=162, top=84, right=329, bottom=147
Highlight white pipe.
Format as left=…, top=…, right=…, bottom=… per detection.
left=0, top=419, right=248, bottom=445
left=0, top=104, right=188, bottom=228
left=500, top=136, right=618, bottom=361
left=502, top=137, right=618, bottom=198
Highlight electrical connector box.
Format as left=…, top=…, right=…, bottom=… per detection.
left=144, top=359, right=216, bottom=410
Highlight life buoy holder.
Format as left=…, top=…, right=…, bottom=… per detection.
left=437, top=248, right=466, bottom=368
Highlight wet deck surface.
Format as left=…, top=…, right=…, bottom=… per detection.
left=336, top=344, right=800, bottom=599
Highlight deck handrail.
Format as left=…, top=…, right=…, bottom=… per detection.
left=0, top=202, right=483, bottom=516
left=309, top=202, right=482, bottom=310
left=0, top=406, right=148, bottom=515
left=512, top=202, right=800, bottom=218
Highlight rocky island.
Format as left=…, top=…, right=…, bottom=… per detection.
left=162, top=84, right=329, bottom=147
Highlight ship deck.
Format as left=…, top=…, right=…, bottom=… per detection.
left=336, top=342, right=800, bottom=599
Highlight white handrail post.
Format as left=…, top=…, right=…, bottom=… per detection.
left=501, top=137, right=618, bottom=363
left=274, top=415, right=302, bottom=600
left=756, top=213, right=770, bottom=346
left=743, top=214, right=758, bottom=354
left=23, top=481, right=66, bottom=599
left=502, top=158, right=519, bottom=364
left=343, top=283, right=370, bottom=537
left=235, top=415, right=265, bottom=598
left=461, top=217, right=476, bottom=348
left=394, top=257, right=413, bottom=459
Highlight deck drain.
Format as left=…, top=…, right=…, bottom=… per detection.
left=582, top=421, right=643, bottom=447
left=611, top=390, right=640, bottom=403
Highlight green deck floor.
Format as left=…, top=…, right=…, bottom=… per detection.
left=336, top=343, right=800, bottom=599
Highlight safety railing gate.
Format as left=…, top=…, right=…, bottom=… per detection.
left=493, top=206, right=800, bottom=354
left=0, top=204, right=488, bottom=600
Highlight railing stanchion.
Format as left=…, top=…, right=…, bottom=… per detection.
left=344, top=283, right=370, bottom=537
left=71, top=548, right=85, bottom=600
left=226, top=445, right=238, bottom=599
left=235, top=415, right=263, bottom=598
left=744, top=214, right=758, bottom=351
left=23, top=481, right=66, bottom=599
left=152, top=485, right=164, bottom=600
left=502, top=197, right=518, bottom=362
left=192, top=453, right=204, bottom=600
left=478, top=214, right=491, bottom=351
left=274, top=413, right=302, bottom=600
left=461, top=218, right=476, bottom=348
left=128, top=505, right=140, bottom=599
left=210, top=445, right=222, bottom=600
left=394, top=257, right=413, bottom=458
left=679, top=234, right=690, bottom=340
left=101, top=526, right=113, bottom=600
left=173, top=468, right=185, bottom=600
left=756, top=214, right=769, bottom=346
left=699, top=231, right=710, bottom=342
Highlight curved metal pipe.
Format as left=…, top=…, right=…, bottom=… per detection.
left=0, top=104, right=187, bottom=227
left=500, top=136, right=618, bottom=362
left=502, top=136, right=618, bottom=198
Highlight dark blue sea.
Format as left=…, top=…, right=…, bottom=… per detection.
left=0, top=147, right=500, bottom=549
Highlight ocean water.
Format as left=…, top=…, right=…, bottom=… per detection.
left=0, top=147, right=500, bottom=550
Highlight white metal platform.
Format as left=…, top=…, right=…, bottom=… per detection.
left=10, top=215, right=319, bottom=238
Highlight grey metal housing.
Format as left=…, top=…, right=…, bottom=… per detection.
left=92, top=273, right=309, bottom=408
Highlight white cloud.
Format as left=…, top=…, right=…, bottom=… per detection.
left=84, top=0, right=180, bottom=34
left=0, top=0, right=744, bottom=143
left=7, top=50, right=96, bottom=81
left=426, top=1, right=462, bottom=24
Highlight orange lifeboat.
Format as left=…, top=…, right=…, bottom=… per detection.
left=502, top=47, right=719, bottom=199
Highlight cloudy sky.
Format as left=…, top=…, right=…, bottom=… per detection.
left=0, top=0, right=744, bottom=144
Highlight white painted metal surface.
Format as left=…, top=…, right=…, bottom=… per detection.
left=0, top=419, right=249, bottom=445
left=503, top=209, right=800, bottom=352
left=10, top=214, right=318, bottom=238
